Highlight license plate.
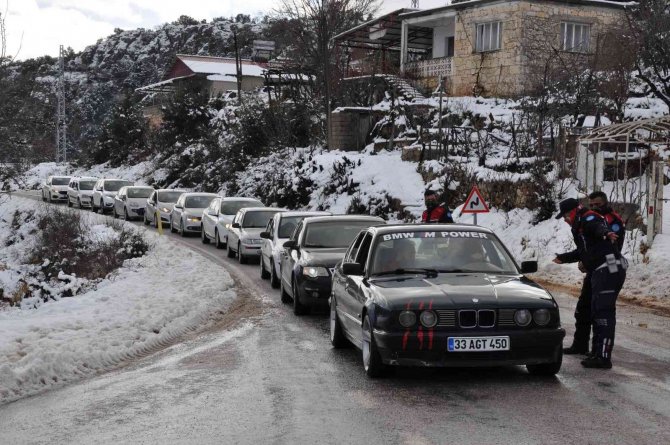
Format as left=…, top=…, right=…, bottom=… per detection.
left=448, top=336, right=510, bottom=352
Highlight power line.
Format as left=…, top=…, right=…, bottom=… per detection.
left=56, top=44, right=67, bottom=163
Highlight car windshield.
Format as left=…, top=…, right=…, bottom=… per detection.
left=242, top=211, right=277, bottom=228
left=127, top=188, right=153, bottom=198
left=369, top=231, right=518, bottom=276
left=221, top=200, right=263, bottom=215
left=105, top=180, right=132, bottom=191
left=157, top=191, right=183, bottom=203
left=303, top=221, right=376, bottom=248
left=278, top=216, right=306, bottom=238
left=52, top=177, right=70, bottom=185
left=79, top=180, right=96, bottom=190
left=185, top=195, right=215, bottom=209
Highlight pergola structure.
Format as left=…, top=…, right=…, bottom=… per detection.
left=578, top=115, right=669, bottom=242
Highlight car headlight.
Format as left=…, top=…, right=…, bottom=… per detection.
left=160, top=207, right=171, bottom=213
left=302, top=266, right=329, bottom=278
left=225, top=223, right=231, bottom=229
left=398, top=311, right=416, bottom=328
left=533, top=309, right=551, bottom=326
left=514, top=309, right=532, bottom=327
left=245, top=238, right=262, bottom=245
left=419, top=310, right=437, bottom=328
left=187, top=217, right=201, bottom=222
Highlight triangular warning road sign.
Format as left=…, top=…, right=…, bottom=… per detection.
left=461, top=186, right=490, bottom=214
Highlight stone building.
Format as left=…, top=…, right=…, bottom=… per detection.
left=335, top=0, right=629, bottom=97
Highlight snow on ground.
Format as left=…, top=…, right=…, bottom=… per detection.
left=0, top=196, right=237, bottom=404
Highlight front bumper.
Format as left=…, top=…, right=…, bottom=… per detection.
left=128, top=207, right=145, bottom=217
left=373, top=328, right=565, bottom=367
left=51, top=192, right=68, bottom=201
left=295, top=276, right=332, bottom=307
left=240, top=243, right=262, bottom=257
left=183, top=220, right=202, bottom=232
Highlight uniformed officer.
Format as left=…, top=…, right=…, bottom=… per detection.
left=564, top=192, right=626, bottom=356
left=422, top=189, right=454, bottom=224
left=552, top=198, right=627, bottom=369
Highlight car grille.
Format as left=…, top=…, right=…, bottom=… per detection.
left=59, top=191, right=67, bottom=195
left=498, top=309, right=516, bottom=327
left=436, top=310, right=456, bottom=327
left=459, top=310, right=477, bottom=328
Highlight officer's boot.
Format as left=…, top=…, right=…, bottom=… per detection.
left=563, top=331, right=589, bottom=355
left=581, top=338, right=613, bottom=369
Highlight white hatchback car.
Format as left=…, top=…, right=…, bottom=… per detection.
left=259, top=211, right=331, bottom=287
left=201, top=197, right=264, bottom=249
left=91, top=179, right=134, bottom=214
left=113, top=186, right=154, bottom=220
left=42, top=175, right=72, bottom=203
left=226, top=207, right=285, bottom=264
left=170, top=192, right=218, bottom=236
left=66, top=177, right=98, bottom=208
left=144, top=189, right=187, bottom=228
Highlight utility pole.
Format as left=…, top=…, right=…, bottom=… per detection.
left=232, top=27, right=242, bottom=106
left=56, top=45, right=67, bottom=163
left=437, top=75, right=444, bottom=155
left=411, top=0, right=419, bottom=8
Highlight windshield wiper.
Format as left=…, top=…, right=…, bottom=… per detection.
left=373, top=268, right=438, bottom=278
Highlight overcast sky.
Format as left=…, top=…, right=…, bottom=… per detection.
left=4, top=0, right=448, bottom=60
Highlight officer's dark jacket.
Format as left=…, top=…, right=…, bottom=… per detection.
left=422, top=204, right=454, bottom=223
left=556, top=208, right=618, bottom=271
left=600, top=206, right=625, bottom=252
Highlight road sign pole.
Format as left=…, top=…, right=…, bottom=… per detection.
left=474, top=213, right=477, bottom=226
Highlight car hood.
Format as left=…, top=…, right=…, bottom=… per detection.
left=52, top=185, right=69, bottom=192
left=157, top=202, right=175, bottom=211
left=103, top=191, right=118, bottom=197
left=299, top=247, right=348, bottom=267
left=240, top=228, right=263, bottom=238
left=184, top=208, right=205, bottom=217
left=127, top=197, right=146, bottom=206
left=369, top=273, right=555, bottom=310
left=79, top=191, right=93, bottom=197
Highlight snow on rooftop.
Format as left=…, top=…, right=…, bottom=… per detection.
left=178, top=55, right=265, bottom=78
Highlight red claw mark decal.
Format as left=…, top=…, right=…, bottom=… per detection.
left=402, top=302, right=411, bottom=351
left=428, top=300, right=434, bottom=350
left=417, top=301, right=425, bottom=350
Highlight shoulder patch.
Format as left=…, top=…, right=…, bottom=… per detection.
left=585, top=215, right=595, bottom=221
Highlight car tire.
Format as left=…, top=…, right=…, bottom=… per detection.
left=215, top=230, right=224, bottom=249
left=67, top=198, right=73, bottom=208
left=201, top=228, right=210, bottom=244
left=280, top=276, right=291, bottom=304
left=270, top=262, right=280, bottom=289
left=179, top=218, right=186, bottom=237
left=362, top=314, right=386, bottom=378
left=124, top=208, right=130, bottom=221
left=42, top=192, right=47, bottom=202
left=330, top=297, right=348, bottom=348
left=154, top=213, right=159, bottom=229
left=143, top=213, right=150, bottom=225
left=526, top=349, right=562, bottom=376
left=78, top=198, right=82, bottom=209
left=292, top=281, right=309, bottom=316
left=170, top=217, right=177, bottom=233
left=113, top=207, right=118, bottom=218
left=48, top=194, right=52, bottom=203
left=260, top=255, right=270, bottom=279
left=238, top=243, right=247, bottom=264
left=227, top=241, right=236, bottom=258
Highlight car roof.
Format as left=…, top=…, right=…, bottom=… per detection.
left=221, top=197, right=263, bottom=202
left=101, top=178, right=132, bottom=182
left=278, top=211, right=332, bottom=219
left=182, top=192, right=219, bottom=197
left=125, top=185, right=154, bottom=189
left=50, top=175, right=71, bottom=178
left=302, top=215, right=386, bottom=224
left=156, top=189, right=187, bottom=192
left=75, top=176, right=98, bottom=181
left=240, top=207, right=286, bottom=213
left=368, top=223, right=495, bottom=236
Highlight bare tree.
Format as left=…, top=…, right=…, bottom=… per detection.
left=626, top=0, right=670, bottom=108
left=275, top=0, right=379, bottom=142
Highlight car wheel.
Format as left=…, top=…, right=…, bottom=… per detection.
left=113, top=207, right=118, bottom=218
left=526, top=349, right=563, bottom=376
left=170, top=217, right=177, bottom=233
left=270, top=262, right=280, bottom=289
left=227, top=241, right=236, bottom=258
left=330, top=297, right=348, bottom=348
left=280, top=276, right=291, bottom=304
left=362, top=314, right=386, bottom=378
left=124, top=208, right=130, bottom=221
left=201, top=227, right=210, bottom=244
left=143, top=212, right=150, bottom=225
left=292, top=281, right=309, bottom=316
left=154, top=213, right=159, bottom=229
left=48, top=194, right=52, bottom=203
left=67, top=198, right=73, bottom=207
left=238, top=243, right=247, bottom=264
left=179, top=218, right=186, bottom=237
left=42, top=192, right=47, bottom=202
left=215, top=230, right=224, bottom=249
left=78, top=198, right=82, bottom=208
left=260, top=255, right=270, bottom=279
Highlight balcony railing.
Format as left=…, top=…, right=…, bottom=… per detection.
left=405, top=57, right=453, bottom=79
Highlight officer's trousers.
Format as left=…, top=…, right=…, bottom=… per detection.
left=572, top=272, right=592, bottom=350
left=590, top=266, right=626, bottom=360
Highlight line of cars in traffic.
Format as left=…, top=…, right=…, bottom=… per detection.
left=42, top=175, right=566, bottom=378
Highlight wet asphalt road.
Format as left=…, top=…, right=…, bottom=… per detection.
left=2, top=191, right=670, bottom=444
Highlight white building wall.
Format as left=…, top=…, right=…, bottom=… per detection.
left=432, top=21, right=455, bottom=58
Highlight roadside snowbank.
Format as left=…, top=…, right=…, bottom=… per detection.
left=0, top=197, right=236, bottom=404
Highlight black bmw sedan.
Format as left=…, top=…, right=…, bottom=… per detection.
left=330, top=224, right=565, bottom=377
left=279, top=215, right=385, bottom=315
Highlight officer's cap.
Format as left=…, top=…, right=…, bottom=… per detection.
left=555, top=198, right=580, bottom=219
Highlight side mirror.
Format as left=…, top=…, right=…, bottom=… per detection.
left=232, top=222, right=241, bottom=229
left=520, top=261, right=538, bottom=274
left=283, top=240, right=296, bottom=250
left=342, top=262, right=364, bottom=276
left=174, top=205, right=183, bottom=210
left=260, top=231, right=271, bottom=239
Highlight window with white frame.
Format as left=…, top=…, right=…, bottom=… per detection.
left=560, top=22, right=591, bottom=52
left=475, top=21, right=502, bottom=52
